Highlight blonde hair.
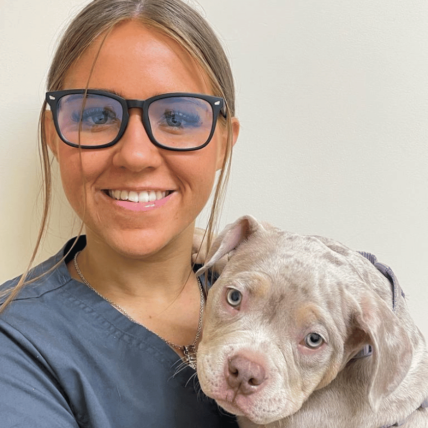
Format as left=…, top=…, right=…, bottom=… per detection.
left=1, top=0, right=235, bottom=311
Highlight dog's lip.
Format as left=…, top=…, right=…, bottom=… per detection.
left=215, top=398, right=245, bottom=417
left=217, top=396, right=276, bottom=425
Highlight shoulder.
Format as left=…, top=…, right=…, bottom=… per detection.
left=0, top=236, right=92, bottom=379
left=0, top=236, right=88, bottom=337
left=0, top=236, right=86, bottom=303
left=0, top=238, right=86, bottom=427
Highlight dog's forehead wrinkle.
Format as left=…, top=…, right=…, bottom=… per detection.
left=230, top=230, right=345, bottom=284
left=310, top=234, right=352, bottom=255
left=321, top=252, right=346, bottom=267
left=271, top=248, right=378, bottom=315
left=219, top=267, right=273, bottom=302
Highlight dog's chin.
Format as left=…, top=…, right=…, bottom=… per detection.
left=216, top=399, right=246, bottom=417
left=216, top=397, right=285, bottom=426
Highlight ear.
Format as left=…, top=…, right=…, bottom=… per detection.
left=196, top=215, right=261, bottom=277
left=230, top=117, right=240, bottom=147
left=216, top=117, right=240, bottom=171
left=351, top=295, right=413, bottom=411
left=44, top=110, right=59, bottom=160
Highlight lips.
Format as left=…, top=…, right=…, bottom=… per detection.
left=104, top=189, right=174, bottom=212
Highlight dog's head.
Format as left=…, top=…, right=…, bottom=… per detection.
left=196, top=216, right=412, bottom=425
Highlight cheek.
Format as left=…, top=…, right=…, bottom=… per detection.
left=56, top=147, right=107, bottom=213
left=58, top=153, right=82, bottom=209
left=170, top=146, right=219, bottom=199
left=191, top=162, right=217, bottom=194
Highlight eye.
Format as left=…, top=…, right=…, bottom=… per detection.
left=72, top=107, right=118, bottom=126
left=226, top=288, right=242, bottom=307
left=304, top=333, right=324, bottom=349
left=161, top=110, right=201, bottom=129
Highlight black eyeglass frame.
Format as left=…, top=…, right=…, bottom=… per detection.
left=45, top=89, right=227, bottom=151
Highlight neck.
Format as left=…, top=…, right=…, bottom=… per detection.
left=68, top=223, right=206, bottom=353
left=70, top=224, right=196, bottom=302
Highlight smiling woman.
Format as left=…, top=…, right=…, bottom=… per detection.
left=45, top=21, right=233, bottom=261
left=0, top=1, right=240, bottom=427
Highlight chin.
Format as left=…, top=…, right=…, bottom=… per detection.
left=87, top=223, right=193, bottom=261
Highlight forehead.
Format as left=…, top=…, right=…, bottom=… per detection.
left=63, top=20, right=211, bottom=98
left=229, top=230, right=354, bottom=300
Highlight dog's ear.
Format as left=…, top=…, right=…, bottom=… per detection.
left=352, top=294, right=413, bottom=411
left=196, top=215, right=261, bottom=276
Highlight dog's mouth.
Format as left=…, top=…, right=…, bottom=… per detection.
left=215, top=397, right=246, bottom=418
left=217, top=396, right=284, bottom=425
left=212, top=384, right=301, bottom=425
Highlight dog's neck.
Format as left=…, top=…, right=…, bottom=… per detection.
left=379, top=399, right=428, bottom=428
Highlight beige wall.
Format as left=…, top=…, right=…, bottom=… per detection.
left=1, top=0, right=427, bottom=340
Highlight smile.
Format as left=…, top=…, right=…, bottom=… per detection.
left=107, top=189, right=171, bottom=203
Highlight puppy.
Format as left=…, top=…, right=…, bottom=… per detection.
left=196, top=216, right=428, bottom=428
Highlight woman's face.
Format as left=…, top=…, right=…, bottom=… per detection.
left=46, top=20, right=238, bottom=260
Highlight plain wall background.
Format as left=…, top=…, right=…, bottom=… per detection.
left=0, top=0, right=427, bottom=340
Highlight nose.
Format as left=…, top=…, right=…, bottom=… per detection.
left=113, top=109, right=163, bottom=172
left=226, top=355, right=267, bottom=395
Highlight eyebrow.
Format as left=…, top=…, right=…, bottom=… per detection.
left=60, top=90, right=122, bottom=105
left=89, top=88, right=178, bottom=99
left=91, top=88, right=123, bottom=97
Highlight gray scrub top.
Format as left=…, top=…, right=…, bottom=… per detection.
left=0, top=236, right=239, bottom=428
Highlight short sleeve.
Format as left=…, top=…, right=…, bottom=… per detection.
left=0, top=319, right=80, bottom=428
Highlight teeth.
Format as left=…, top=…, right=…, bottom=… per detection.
left=128, top=191, right=139, bottom=203
left=108, top=190, right=168, bottom=203
left=139, top=191, right=149, bottom=203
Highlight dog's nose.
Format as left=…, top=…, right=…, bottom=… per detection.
left=227, top=355, right=267, bottom=395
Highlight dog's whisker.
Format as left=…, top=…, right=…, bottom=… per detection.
left=195, top=384, right=203, bottom=400
left=172, top=366, right=188, bottom=377
left=172, top=357, right=185, bottom=367
left=171, top=358, right=193, bottom=378
left=172, top=362, right=187, bottom=371
left=185, top=371, right=198, bottom=387
left=192, top=375, right=202, bottom=394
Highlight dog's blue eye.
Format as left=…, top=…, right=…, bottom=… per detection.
left=226, top=288, right=242, bottom=307
left=305, top=333, right=324, bottom=349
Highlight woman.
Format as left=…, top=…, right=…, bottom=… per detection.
left=0, top=0, right=240, bottom=426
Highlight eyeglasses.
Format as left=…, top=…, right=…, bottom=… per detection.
left=45, top=89, right=227, bottom=151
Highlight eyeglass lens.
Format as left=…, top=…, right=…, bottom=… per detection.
left=56, top=94, right=214, bottom=149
